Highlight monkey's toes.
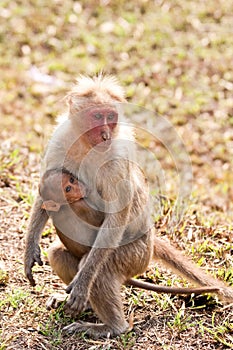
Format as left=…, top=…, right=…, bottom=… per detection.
left=62, top=321, right=86, bottom=335
left=62, top=321, right=127, bottom=338
left=46, top=293, right=67, bottom=310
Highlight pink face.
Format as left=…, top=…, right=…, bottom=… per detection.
left=84, top=107, right=118, bottom=147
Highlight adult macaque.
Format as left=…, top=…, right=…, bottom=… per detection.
left=24, top=75, right=233, bottom=338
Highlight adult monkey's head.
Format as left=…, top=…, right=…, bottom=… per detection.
left=66, top=75, right=126, bottom=147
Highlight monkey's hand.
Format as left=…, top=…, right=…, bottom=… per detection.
left=24, top=244, right=43, bottom=286
left=64, top=274, right=89, bottom=316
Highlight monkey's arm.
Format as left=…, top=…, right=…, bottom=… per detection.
left=24, top=194, right=49, bottom=286
left=65, top=169, right=132, bottom=314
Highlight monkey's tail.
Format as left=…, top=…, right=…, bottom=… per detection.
left=153, top=235, right=233, bottom=302
left=127, top=278, right=219, bottom=295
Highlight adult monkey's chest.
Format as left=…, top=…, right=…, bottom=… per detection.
left=74, top=151, right=126, bottom=208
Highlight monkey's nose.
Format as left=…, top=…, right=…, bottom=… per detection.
left=101, top=131, right=111, bottom=141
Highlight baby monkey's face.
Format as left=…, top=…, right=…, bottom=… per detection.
left=40, top=171, right=87, bottom=212
left=62, top=174, right=86, bottom=202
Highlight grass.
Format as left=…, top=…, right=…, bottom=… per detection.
left=0, top=0, right=233, bottom=349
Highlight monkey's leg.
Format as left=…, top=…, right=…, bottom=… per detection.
left=46, top=242, right=81, bottom=310
left=47, top=242, right=81, bottom=285
left=63, top=266, right=128, bottom=338
left=62, top=234, right=152, bottom=338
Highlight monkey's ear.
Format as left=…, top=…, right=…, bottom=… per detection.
left=66, top=93, right=88, bottom=114
left=41, top=200, right=61, bottom=212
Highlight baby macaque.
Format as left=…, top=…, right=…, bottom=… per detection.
left=40, top=169, right=86, bottom=212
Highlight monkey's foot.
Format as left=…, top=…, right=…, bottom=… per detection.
left=62, top=320, right=129, bottom=339
left=46, top=293, right=67, bottom=310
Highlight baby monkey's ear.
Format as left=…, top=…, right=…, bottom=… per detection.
left=41, top=200, right=61, bottom=212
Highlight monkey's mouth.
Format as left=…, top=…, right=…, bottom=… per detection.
left=95, top=138, right=112, bottom=150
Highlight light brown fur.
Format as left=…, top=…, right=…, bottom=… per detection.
left=41, top=169, right=219, bottom=296
left=24, top=75, right=233, bottom=339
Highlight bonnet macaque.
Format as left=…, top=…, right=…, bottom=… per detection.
left=24, top=75, right=233, bottom=339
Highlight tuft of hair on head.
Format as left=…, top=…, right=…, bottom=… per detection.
left=66, top=74, right=126, bottom=113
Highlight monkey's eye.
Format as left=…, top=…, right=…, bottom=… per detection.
left=94, top=113, right=103, bottom=120
left=65, top=185, right=71, bottom=193
left=69, top=176, right=74, bottom=183
left=108, top=113, right=116, bottom=120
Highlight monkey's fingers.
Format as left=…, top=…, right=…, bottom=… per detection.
left=64, top=292, right=87, bottom=315
left=25, top=267, right=36, bottom=286
left=25, top=254, right=43, bottom=286
left=35, top=255, right=43, bottom=266
left=34, top=245, right=43, bottom=266
left=65, top=283, right=73, bottom=294
left=28, top=276, right=36, bottom=287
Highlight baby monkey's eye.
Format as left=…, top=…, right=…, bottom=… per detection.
left=69, top=176, right=75, bottom=183
left=65, top=185, right=71, bottom=193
